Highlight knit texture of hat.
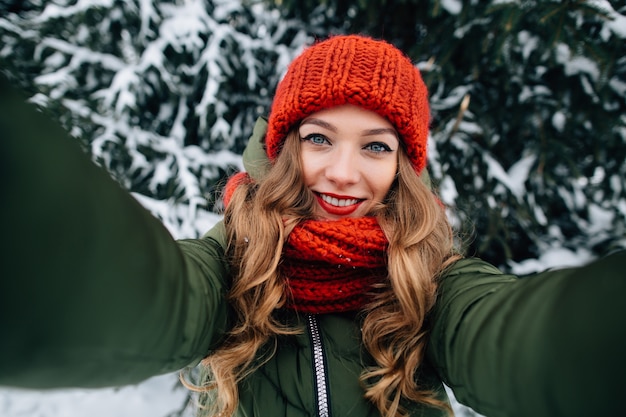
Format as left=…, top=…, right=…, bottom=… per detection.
left=266, top=34, right=430, bottom=174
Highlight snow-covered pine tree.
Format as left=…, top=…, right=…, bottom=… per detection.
left=2, top=0, right=625, bottom=263
left=427, top=0, right=626, bottom=272
left=0, top=0, right=316, bottom=238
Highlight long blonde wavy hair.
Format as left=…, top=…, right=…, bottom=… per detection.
left=187, top=128, right=460, bottom=417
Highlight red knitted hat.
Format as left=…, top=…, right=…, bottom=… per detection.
left=266, top=34, right=430, bottom=173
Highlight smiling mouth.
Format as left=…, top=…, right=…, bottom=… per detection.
left=315, top=193, right=363, bottom=216
left=319, top=193, right=360, bottom=207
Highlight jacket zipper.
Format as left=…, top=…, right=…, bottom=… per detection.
left=307, top=314, right=331, bottom=417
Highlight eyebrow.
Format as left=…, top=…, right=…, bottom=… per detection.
left=362, top=127, right=399, bottom=139
left=300, top=118, right=337, bottom=132
left=300, top=118, right=398, bottom=139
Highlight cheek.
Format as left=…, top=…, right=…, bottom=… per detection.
left=299, top=152, right=318, bottom=185
left=368, top=160, right=397, bottom=198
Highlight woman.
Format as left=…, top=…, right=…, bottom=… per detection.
left=201, top=35, right=460, bottom=417
left=1, top=35, right=625, bottom=417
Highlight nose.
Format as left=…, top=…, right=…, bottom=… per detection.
left=325, top=146, right=360, bottom=186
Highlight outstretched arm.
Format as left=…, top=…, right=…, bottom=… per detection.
left=429, top=252, right=626, bottom=417
left=0, top=77, right=230, bottom=388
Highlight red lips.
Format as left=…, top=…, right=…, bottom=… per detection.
left=315, top=193, right=363, bottom=216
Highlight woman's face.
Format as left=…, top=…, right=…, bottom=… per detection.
left=298, top=104, right=399, bottom=220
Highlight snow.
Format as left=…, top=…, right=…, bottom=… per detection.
left=552, top=111, right=566, bottom=132
left=509, top=245, right=594, bottom=275
left=483, top=153, right=536, bottom=201
left=518, top=30, right=538, bottom=61
left=605, top=11, right=626, bottom=38
left=34, top=0, right=114, bottom=23
left=439, top=175, right=459, bottom=205
left=589, top=0, right=626, bottom=39
left=554, top=44, right=599, bottom=81
left=609, top=75, right=626, bottom=97
left=518, top=84, right=551, bottom=103
left=440, top=0, right=462, bottom=15
left=0, top=373, right=192, bottom=417
left=106, top=67, right=140, bottom=113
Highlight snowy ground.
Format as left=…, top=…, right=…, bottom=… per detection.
left=0, top=372, right=193, bottom=417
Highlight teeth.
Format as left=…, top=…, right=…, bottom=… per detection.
left=321, top=194, right=358, bottom=207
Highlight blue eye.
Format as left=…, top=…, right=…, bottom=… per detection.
left=365, top=142, right=392, bottom=153
left=302, top=134, right=328, bottom=145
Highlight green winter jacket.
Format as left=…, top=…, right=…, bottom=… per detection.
left=1, top=77, right=625, bottom=417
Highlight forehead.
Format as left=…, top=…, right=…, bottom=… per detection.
left=299, top=104, right=397, bottom=134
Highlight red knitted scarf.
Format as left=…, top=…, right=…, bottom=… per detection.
left=282, top=217, right=389, bottom=314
